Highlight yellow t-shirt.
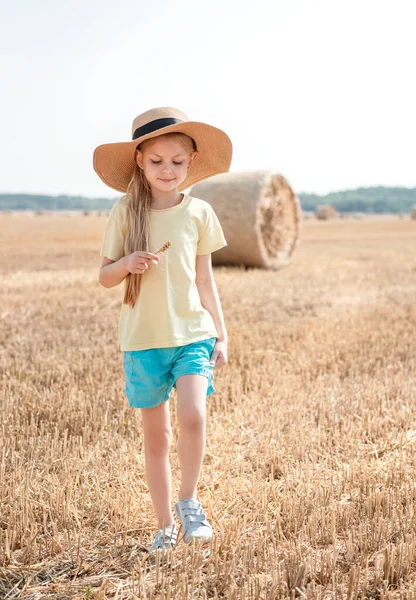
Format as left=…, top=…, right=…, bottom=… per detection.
left=100, top=193, right=227, bottom=351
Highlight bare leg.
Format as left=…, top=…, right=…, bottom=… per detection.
left=140, top=401, right=175, bottom=529
left=175, top=374, right=208, bottom=501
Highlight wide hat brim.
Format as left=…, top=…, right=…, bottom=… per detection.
left=93, top=121, right=233, bottom=193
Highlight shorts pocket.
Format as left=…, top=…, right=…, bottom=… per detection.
left=123, top=352, right=135, bottom=376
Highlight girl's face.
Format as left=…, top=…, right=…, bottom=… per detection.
left=136, top=137, right=197, bottom=192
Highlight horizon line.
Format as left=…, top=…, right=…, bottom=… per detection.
left=1, top=183, right=416, bottom=199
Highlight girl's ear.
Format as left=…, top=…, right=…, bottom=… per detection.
left=135, top=150, right=143, bottom=169
left=188, top=151, right=198, bottom=169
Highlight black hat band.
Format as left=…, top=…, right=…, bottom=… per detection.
left=132, top=118, right=184, bottom=141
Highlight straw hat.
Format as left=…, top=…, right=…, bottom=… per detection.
left=93, top=107, right=233, bottom=193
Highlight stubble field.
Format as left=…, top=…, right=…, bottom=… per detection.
left=1, top=212, right=416, bottom=599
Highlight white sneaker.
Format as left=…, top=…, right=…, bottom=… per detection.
left=174, top=498, right=213, bottom=545
left=150, top=524, right=178, bottom=552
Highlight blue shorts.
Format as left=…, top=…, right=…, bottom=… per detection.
left=123, top=337, right=217, bottom=409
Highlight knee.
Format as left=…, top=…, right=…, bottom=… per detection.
left=144, top=428, right=173, bottom=456
left=179, top=407, right=206, bottom=432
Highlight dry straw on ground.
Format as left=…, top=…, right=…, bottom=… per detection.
left=191, top=171, right=301, bottom=269
left=1, top=213, right=416, bottom=598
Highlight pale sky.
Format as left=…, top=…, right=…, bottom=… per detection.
left=1, top=0, right=415, bottom=197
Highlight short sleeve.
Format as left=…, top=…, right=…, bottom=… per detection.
left=197, top=203, right=227, bottom=255
left=100, top=198, right=126, bottom=262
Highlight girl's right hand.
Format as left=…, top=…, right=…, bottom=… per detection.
left=123, top=251, right=160, bottom=275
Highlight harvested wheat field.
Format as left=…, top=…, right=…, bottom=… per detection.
left=1, top=212, right=416, bottom=599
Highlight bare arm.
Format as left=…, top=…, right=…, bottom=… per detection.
left=99, top=252, right=160, bottom=288
left=196, top=254, right=227, bottom=341
left=99, top=256, right=129, bottom=288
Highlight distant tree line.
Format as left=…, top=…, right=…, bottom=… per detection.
left=298, top=186, right=416, bottom=214
left=0, top=194, right=116, bottom=211
left=0, top=186, right=415, bottom=213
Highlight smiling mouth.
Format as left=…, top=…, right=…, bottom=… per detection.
left=159, top=178, right=174, bottom=182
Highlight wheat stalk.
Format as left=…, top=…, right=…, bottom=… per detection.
left=155, top=240, right=172, bottom=255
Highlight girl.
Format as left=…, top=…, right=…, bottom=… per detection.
left=94, top=107, right=232, bottom=552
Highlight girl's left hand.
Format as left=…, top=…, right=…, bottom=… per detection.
left=209, top=340, right=228, bottom=369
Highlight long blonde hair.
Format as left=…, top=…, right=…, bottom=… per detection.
left=123, top=132, right=197, bottom=308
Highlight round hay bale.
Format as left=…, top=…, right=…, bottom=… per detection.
left=410, top=205, right=416, bottom=219
left=190, top=171, right=301, bottom=269
left=315, top=204, right=337, bottom=220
